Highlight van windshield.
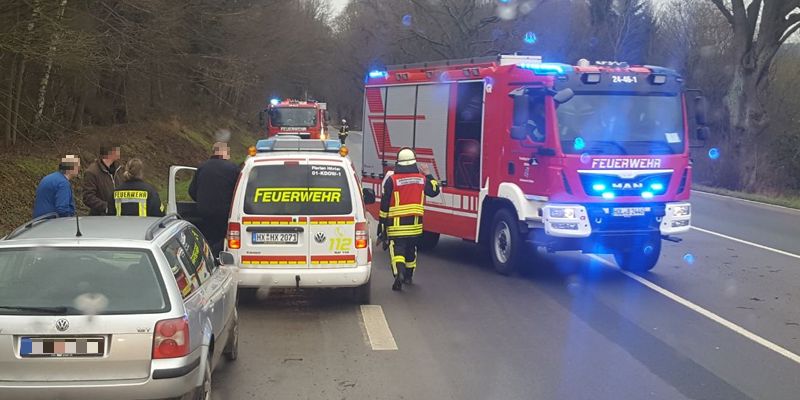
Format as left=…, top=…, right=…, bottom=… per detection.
left=244, top=164, right=353, bottom=216
left=0, top=248, right=168, bottom=315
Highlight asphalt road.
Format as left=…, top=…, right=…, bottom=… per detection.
left=212, top=133, right=800, bottom=399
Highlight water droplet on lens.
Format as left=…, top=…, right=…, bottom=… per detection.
left=402, top=14, right=412, bottom=26
left=643, top=245, right=654, bottom=255
left=708, top=148, right=720, bottom=160
left=683, top=253, right=695, bottom=265
left=523, top=31, right=537, bottom=44
left=580, top=153, right=591, bottom=164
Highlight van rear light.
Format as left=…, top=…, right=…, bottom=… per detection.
left=355, top=222, right=368, bottom=249
left=227, top=222, right=241, bottom=249
left=153, top=316, right=189, bottom=359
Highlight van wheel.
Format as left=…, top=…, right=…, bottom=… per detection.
left=223, top=310, right=239, bottom=361
left=352, top=279, right=371, bottom=304
left=490, top=209, right=523, bottom=275
left=418, top=231, right=440, bottom=252
left=613, top=234, right=661, bottom=272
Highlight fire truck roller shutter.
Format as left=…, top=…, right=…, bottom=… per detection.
left=362, top=87, right=387, bottom=177
left=413, top=84, right=451, bottom=189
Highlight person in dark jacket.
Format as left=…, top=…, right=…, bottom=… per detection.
left=33, top=155, right=81, bottom=218
left=114, top=158, right=164, bottom=217
left=189, top=142, right=239, bottom=252
left=82, top=145, right=123, bottom=215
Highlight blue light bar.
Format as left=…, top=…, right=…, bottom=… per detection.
left=255, top=138, right=342, bottom=153
left=368, top=70, right=388, bottom=79
left=650, top=183, right=664, bottom=191
left=641, top=191, right=654, bottom=199
left=592, top=183, right=606, bottom=191
left=256, top=139, right=275, bottom=152
left=518, top=63, right=569, bottom=75
left=602, top=192, right=615, bottom=200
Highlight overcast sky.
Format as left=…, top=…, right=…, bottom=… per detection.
left=328, top=0, right=349, bottom=15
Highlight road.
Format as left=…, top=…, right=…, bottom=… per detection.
left=213, top=131, right=800, bottom=399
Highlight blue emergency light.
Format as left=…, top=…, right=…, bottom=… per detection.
left=369, top=70, right=388, bottom=79
left=518, top=63, right=571, bottom=75
left=255, top=138, right=342, bottom=153
left=270, top=98, right=280, bottom=106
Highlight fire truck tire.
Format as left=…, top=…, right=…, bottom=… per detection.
left=489, top=209, right=523, bottom=275
left=613, top=234, right=661, bottom=272
left=418, top=231, right=440, bottom=251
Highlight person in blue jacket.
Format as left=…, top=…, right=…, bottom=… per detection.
left=33, top=155, right=81, bottom=218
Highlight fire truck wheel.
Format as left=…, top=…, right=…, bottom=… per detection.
left=490, top=209, right=522, bottom=275
left=418, top=231, right=440, bottom=252
left=613, top=234, right=661, bottom=272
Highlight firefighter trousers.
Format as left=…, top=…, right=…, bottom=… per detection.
left=389, top=237, right=418, bottom=278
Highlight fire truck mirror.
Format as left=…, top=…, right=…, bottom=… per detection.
left=693, top=96, right=708, bottom=126
left=696, top=126, right=710, bottom=141
left=553, top=88, right=575, bottom=104
left=362, top=188, right=376, bottom=205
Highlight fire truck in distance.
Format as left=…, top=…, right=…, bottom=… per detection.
left=261, top=98, right=330, bottom=139
left=361, top=55, right=709, bottom=273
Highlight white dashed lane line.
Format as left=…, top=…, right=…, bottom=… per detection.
left=691, top=226, right=800, bottom=260
left=360, top=305, right=398, bottom=351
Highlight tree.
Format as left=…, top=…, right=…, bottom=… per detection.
left=708, top=0, right=800, bottom=190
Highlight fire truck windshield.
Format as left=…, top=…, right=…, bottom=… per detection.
left=269, top=107, right=318, bottom=127
left=555, top=94, right=684, bottom=155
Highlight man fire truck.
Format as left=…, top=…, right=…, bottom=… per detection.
left=262, top=98, right=330, bottom=139
left=361, top=55, right=709, bottom=274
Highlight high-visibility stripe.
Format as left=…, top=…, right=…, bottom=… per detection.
left=243, top=216, right=307, bottom=225
left=310, top=216, right=354, bottom=223
left=241, top=255, right=306, bottom=264
left=379, top=210, right=389, bottom=218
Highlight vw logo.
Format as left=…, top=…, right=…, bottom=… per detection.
left=314, top=232, right=326, bottom=244
left=55, top=318, right=69, bottom=332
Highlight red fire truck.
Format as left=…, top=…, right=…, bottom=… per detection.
left=361, top=55, right=708, bottom=273
left=262, top=99, right=330, bottom=139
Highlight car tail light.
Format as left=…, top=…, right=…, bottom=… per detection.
left=355, top=222, right=368, bottom=249
left=153, top=316, right=189, bottom=359
left=227, top=222, right=241, bottom=249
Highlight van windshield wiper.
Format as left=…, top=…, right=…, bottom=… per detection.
left=0, top=305, right=75, bottom=314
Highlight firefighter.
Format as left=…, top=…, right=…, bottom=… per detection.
left=377, top=148, right=441, bottom=291
left=113, top=158, right=164, bottom=217
left=338, top=119, right=349, bottom=145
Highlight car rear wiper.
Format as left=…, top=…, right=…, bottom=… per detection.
left=0, top=305, right=76, bottom=315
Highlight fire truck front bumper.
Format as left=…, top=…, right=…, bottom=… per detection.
left=538, top=202, right=692, bottom=238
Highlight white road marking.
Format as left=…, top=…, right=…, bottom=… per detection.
left=692, top=190, right=800, bottom=214
left=360, top=305, right=398, bottom=351
left=691, top=226, right=800, bottom=260
left=588, top=254, right=800, bottom=365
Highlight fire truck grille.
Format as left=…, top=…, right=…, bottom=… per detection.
left=578, top=172, right=672, bottom=198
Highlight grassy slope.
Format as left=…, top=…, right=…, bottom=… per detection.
left=0, top=117, right=260, bottom=234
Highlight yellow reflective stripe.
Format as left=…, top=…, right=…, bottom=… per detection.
left=394, top=191, right=400, bottom=206
left=389, top=240, right=398, bottom=275
left=379, top=210, right=389, bottom=218
left=430, top=179, right=439, bottom=192
left=139, top=201, right=147, bottom=217
left=115, top=200, right=122, bottom=216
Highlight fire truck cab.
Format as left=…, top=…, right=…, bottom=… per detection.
left=361, top=55, right=708, bottom=274
left=262, top=99, right=330, bottom=140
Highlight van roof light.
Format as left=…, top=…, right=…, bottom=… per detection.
left=255, top=138, right=342, bottom=153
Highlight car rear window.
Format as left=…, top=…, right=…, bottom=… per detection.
left=0, top=248, right=168, bottom=315
left=244, top=164, right=353, bottom=216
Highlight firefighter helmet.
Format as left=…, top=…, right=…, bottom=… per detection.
left=397, top=148, right=416, bottom=166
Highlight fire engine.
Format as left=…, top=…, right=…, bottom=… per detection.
left=361, top=55, right=709, bottom=273
left=262, top=98, right=330, bottom=139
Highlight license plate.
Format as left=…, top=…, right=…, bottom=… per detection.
left=252, top=232, right=299, bottom=244
left=613, top=207, right=650, bottom=217
left=20, top=337, right=105, bottom=358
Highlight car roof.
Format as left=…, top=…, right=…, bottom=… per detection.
left=2, top=216, right=182, bottom=244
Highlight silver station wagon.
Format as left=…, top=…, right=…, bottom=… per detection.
left=0, top=214, right=239, bottom=400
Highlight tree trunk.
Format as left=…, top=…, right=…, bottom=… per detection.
left=725, top=62, right=768, bottom=191
left=4, top=56, right=18, bottom=145
left=34, top=0, right=69, bottom=130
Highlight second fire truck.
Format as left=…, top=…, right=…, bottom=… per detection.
left=361, top=55, right=708, bottom=273
left=262, top=99, right=330, bottom=139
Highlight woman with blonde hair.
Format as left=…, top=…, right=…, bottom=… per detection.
left=113, top=158, right=165, bottom=217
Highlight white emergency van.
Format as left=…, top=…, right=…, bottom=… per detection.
left=170, top=138, right=376, bottom=303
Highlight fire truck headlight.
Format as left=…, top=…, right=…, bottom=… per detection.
left=671, top=204, right=691, bottom=217
left=549, top=207, right=576, bottom=219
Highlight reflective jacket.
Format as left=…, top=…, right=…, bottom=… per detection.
left=379, top=164, right=440, bottom=238
left=114, top=179, right=164, bottom=217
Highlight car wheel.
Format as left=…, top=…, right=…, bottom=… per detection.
left=418, top=231, right=440, bottom=252
left=490, top=209, right=523, bottom=275
left=613, top=234, right=661, bottom=273
left=352, top=278, right=371, bottom=304
left=196, top=354, right=212, bottom=400
left=223, top=310, right=239, bottom=361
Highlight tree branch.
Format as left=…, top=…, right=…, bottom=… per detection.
left=709, top=0, right=734, bottom=25
left=779, top=14, right=800, bottom=45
